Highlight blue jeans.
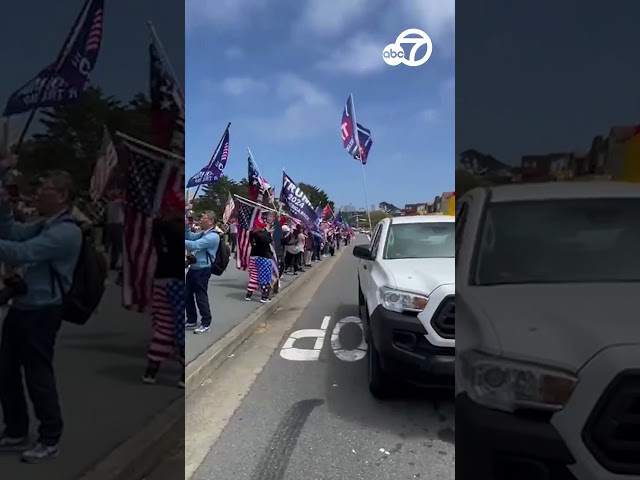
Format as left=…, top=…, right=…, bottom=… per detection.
left=185, top=268, right=212, bottom=327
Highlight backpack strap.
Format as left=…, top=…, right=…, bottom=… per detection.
left=47, top=213, right=80, bottom=296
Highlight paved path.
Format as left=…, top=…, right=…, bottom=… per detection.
left=186, top=254, right=337, bottom=364
left=189, top=241, right=455, bottom=480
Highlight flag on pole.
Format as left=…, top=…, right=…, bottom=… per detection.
left=355, top=123, right=372, bottom=164
left=121, top=139, right=172, bottom=310
left=186, top=126, right=230, bottom=187
left=248, top=152, right=271, bottom=202
left=341, top=94, right=360, bottom=158
left=89, top=126, right=117, bottom=201
left=340, top=94, right=373, bottom=164
left=222, top=192, right=235, bottom=224
left=3, top=0, right=105, bottom=116
left=235, top=201, right=260, bottom=271
left=322, top=203, right=333, bottom=220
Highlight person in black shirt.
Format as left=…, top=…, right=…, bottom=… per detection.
left=245, top=222, right=275, bottom=303
left=142, top=190, right=185, bottom=388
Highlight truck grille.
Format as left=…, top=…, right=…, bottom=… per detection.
left=582, top=370, right=640, bottom=475
left=431, top=296, right=455, bottom=339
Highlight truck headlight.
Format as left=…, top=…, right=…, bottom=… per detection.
left=459, top=350, right=577, bottom=413
left=378, top=287, right=428, bottom=313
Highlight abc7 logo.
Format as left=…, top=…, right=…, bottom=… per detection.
left=382, top=28, right=433, bottom=67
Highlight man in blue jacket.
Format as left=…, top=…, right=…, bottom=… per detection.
left=0, top=171, right=82, bottom=463
left=185, top=211, right=219, bottom=334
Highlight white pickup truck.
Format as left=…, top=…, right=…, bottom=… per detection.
left=353, top=215, right=455, bottom=398
left=455, top=182, right=640, bottom=480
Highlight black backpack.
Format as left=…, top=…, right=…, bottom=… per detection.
left=207, top=233, right=231, bottom=276
left=50, top=220, right=107, bottom=325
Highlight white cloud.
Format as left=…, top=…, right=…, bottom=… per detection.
left=308, top=0, right=454, bottom=76
left=400, top=0, right=455, bottom=40
left=224, top=46, right=244, bottom=59
left=315, top=34, right=384, bottom=75
left=248, top=74, right=338, bottom=143
left=220, top=77, right=269, bottom=96
left=296, top=0, right=371, bottom=37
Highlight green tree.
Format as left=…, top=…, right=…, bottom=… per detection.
left=192, top=176, right=242, bottom=217
left=298, top=182, right=334, bottom=211
left=369, top=210, right=391, bottom=227
left=17, top=87, right=154, bottom=194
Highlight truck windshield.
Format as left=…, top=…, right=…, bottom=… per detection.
left=473, top=198, right=640, bottom=285
left=384, top=222, right=454, bottom=259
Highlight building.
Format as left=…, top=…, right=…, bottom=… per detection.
left=520, top=153, right=574, bottom=182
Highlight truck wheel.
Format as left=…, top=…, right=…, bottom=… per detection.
left=367, top=329, right=390, bottom=399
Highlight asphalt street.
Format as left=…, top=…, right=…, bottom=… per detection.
left=190, top=239, right=455, bottom=480
left=186, top=256, right=307, bottom=364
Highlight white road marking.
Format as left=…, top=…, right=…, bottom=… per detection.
left=280, top=315, right=369, bottom=362
left=331, top=316, right=367, bottom=362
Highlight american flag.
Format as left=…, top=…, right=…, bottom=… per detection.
left=236, top=202, right=260, bottom=271
left=222, top=192, right=235, bottom=224
left=89, top=126, right=117, bottom=201
left=248, top=154, right=271, bottom=202
left=85, top=7, right=103, bottom=52
left=122, top=141, right=171, bottom=310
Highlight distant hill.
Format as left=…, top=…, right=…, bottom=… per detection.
left=379, top=202, right=402, bottom=213
left=457, top=149, right=514, bottom=177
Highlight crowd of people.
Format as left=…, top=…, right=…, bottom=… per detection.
left=182, top=208, right=354, bottom=333
left=0, top=152, right=353, bottom=465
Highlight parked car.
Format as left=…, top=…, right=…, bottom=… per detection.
left=455, top=182, right=640, bottom=480
left=353, top=215, right=455, bottom=397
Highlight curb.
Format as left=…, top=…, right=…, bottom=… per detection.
left=76, top=246, right=348, bottom=480
left=185, top=246, right=348, bottom=397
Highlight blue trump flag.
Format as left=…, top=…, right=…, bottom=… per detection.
left=186, top=126, right=230, bottom=188
left=280, top=171, right=319, bottom=229
left=3, top=0, right=105, bottom=116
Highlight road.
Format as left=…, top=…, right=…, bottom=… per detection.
left=187, top=239, right=455, bottom=480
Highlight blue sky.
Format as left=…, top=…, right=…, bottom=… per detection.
left=186, top=0, right=454, bottom=210
left=0, top=0, right=184, bottom=135
left=456, top=0, right=640, bottom=164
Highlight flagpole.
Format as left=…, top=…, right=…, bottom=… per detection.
left=114, top=131, right=184, bottom=162
left=233, top=194, right=279, bottom=214
left=190, top=122, right=231, bottom=201
left=147, top=21, right=184, bottom=100
left=14, top=0, right=92, bottom=151
left=247, top=147, right=277, bottom=210
left=359, top=160, right=373, bottom=231
left=348, top=92, right=372, bottom=231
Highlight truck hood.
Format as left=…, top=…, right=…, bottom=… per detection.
left=385, top=258, right=455, bottom=295
left=465, top=283, right=640, bottom=371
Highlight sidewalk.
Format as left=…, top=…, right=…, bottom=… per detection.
left=0, top=274, right=182, bottom=480
left=186, top=258, right=324, bottom=364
